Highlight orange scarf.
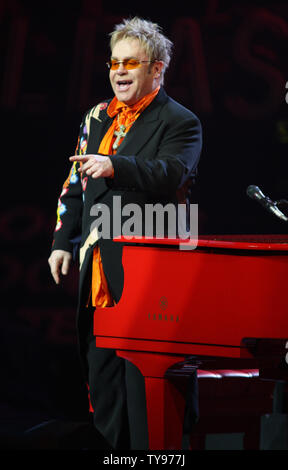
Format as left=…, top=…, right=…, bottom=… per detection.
left=91, top=86, right=160, bottom=308
left=98, top=86, right=160, bottom=155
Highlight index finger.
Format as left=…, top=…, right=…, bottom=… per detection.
left=69, top=155, right=89, bottom=162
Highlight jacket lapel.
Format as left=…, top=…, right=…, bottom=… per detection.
left=85, top=112, right=113, bottom=198
left=87, top=114, right=113, bottom=154
left=115, top=87, right=168, bottom=156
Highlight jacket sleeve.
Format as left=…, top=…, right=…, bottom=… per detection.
left=51, top=118, right=87, bottom=253
left=106, top=114, right=202, bottom=195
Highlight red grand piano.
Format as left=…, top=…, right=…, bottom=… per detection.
left=93, top=235, right=288, bottom=449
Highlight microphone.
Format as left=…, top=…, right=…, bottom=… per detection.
left=246, top=185, right=288, bottom=222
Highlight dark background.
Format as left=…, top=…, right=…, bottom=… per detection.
left=0, top=0, right=287, bottom=446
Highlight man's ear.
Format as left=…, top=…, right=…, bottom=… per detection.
left=153, top=61, right=164, bottom=79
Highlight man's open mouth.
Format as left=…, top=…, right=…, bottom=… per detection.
left=116, top=80, right=133, bottom=91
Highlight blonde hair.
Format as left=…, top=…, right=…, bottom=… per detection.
left=109, top=17, right=173, bottom=84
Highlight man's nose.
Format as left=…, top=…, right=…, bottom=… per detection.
left=116, top=63, right=127, bottom=74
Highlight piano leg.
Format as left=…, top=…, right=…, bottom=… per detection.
left=116, top=350, right=186, bottom=450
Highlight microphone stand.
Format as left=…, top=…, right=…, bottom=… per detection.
left=275, top=199, right=288, bottom=218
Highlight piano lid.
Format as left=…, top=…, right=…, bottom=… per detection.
left=113, top=234, right=288, bottom=251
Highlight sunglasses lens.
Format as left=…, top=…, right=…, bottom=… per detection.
left=110, top=60, right=118, bottom=70
left=125, top=60, right=141, bottom=69
left=109, top=59, right=142, bottom=70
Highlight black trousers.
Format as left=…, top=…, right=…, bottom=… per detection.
left=86, top=337, right=149, bottom=450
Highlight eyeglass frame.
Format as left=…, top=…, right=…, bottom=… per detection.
left=106, top=58, right=158, bottom=70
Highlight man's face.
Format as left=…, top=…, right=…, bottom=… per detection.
left=109, top=38, right=162, bottom=105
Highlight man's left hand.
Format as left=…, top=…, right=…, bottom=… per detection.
left=69, top=154, right=114, bottom=178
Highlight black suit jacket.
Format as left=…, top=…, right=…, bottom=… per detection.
left=52, top=87, right=202, bottom=343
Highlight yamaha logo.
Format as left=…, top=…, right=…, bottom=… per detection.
left=147, top=297, right=180, bottom=322
left=159, top=296, right=168, bottom=310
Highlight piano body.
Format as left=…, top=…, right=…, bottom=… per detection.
left=93, top=235, right=288, bottom=449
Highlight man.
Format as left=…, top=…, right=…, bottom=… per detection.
left=48, top=17, right=202, bottom=449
